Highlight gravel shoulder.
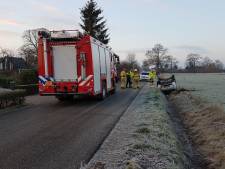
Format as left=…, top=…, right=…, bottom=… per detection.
left=83, top=85, right=187, bottom=169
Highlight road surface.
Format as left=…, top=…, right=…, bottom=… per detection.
left=0, top=86, right=140, bottom=169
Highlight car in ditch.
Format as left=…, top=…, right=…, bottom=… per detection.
left=157, top=74, right=177, bottom=94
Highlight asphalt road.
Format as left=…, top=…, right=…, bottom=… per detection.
left=0, top=86, right=140, bottom=169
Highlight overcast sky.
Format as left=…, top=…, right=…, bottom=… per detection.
left=0, top=0, right=225, bottom=66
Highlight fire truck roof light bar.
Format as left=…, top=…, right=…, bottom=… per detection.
left=38, top=29, right=82, bottom=39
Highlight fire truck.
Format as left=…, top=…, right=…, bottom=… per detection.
left=38, top=29, right=119, bottom=100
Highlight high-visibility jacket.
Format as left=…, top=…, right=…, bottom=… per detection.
left=133, top=72, right=140, bottom=80
left=153, top=71, right=156, bottom=78
left=149, top=71, right=156, bottom=79
left=120, top=71, right=126, bottom=78
left=126, top=72, right=131, bottom=78
left=149, top=72, right=154, bottom=79
left=130, top=71, right=134, bottom=78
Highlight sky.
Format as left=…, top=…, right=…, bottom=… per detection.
left=0, top=0, right=225, bottom=67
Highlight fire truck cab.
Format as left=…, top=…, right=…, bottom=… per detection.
left=38, top=29, right=119, bottom=100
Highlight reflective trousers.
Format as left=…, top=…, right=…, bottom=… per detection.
left=121, top=77, right=126, bottom=88
left=133, top=78, right=139, bottom=89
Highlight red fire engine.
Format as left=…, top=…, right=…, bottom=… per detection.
left=38, top=30, right=119, bottom=100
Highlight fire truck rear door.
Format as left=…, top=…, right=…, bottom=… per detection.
left=52, top=45, right=77, bottom=81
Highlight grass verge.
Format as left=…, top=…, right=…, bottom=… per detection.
left=0, top=90, right=26, bottom=109
left=169, top=91, right=225, bottom=169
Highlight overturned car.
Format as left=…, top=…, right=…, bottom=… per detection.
left=157, top=75, right=177, bottom=94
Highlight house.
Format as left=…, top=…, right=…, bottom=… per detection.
left=0, top=56, right=27, bottom=71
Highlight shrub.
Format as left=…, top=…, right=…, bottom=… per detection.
left=16, top=84, right=38, bottom=95
left=17, top=69, right=38, bottom=85
left=0, top=77, right=12, bottom=88
left=0, top=71, right=19, bottom=88
left=0, top=70, right=39, bottom=95
left=0, top=90, right=26, bottom=109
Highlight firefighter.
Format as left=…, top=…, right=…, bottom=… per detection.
left=120, top=69, right=126, bottom=89
left=133, top=69, right=140, bottom=89
left=126, top=71, right=132, bottom=88
left=149, top=70, right=154, bottom=84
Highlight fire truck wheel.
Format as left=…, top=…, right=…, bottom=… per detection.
left=111, top=88, right=116, bottom=95
left=111, top=80, right=116, bottom=94
left=56, top=95, right=73, bottom=101
left=98, top=82, right=107, bottom=100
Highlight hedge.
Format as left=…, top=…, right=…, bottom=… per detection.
left=16, top=69, right=38, bottom=85
left=0, top=69, right=39, bottom=96
left=0, top=90, right=26, bottom=109
left=0, top=76, right=14, bottom=88
left=16, top=84, right=38, bottom=95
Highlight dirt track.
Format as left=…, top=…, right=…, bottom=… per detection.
left=0, top=87, right=140, bottom=169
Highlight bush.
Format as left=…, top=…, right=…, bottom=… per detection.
left=0, top=76, right=13, bottom=88
left=14, top=69, right=38, bottom=95
left=16, top=84, right=38, bottom=95
left=17, top=69, right=38, bottom=85
left=0, top=70, right=39, bottom=96
left=0, top=72, right=16, bottom=88
left=0, top=90, right=26, bottom=109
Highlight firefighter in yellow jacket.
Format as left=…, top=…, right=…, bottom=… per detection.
left=149, top=70, right=156, bottom=84
left=120, top=69, right=126, bottom=89
left=133, top=69, right=140, bottom=89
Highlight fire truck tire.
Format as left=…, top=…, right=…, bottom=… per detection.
left=111, top=88, right=116, bottom=95
left=56, top=95, right=73, bottom=101
left=111, top=80, right=116, bottom=95
left=98, top=81, right=107, bottom=100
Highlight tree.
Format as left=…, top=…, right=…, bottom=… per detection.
left=164, top=55, right=178, bottom=73
left=127, top=53, right=138, bottom=69
left=142, top=59, right=150, bottom=71
left=145, top=44, right=167, bottom=71
left=0, top=47, right=14, bottom=58
left=200, top=56, right=216, bottom=72
left=201, top=56, right=213, bottom=67
left=118, top=61, right=140, bottom=73
left=19, top=30, right=38, bottom=68
left=185, top=53, right=201, bottom=72
left=118, top=54, right=140, bottom=73
left=215, top=59, right=224, bottom=71
left=80, top=0, right=110, bottom=44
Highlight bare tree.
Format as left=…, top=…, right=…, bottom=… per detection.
left=23, top=30, right=38, bottom=52
left=19, top=30, right=38, bottom=68
left=164, top=55, right=178, bottom=73
left=142, top=59, right=150, bottom=71
left=215, top=59, right=224, bottom=71
left=118, top=53, right=140, bottom=73
left=185, top=53, right=201, bottom=72
left=126, top=53, right=137, bottom=69
left=0, top=47, right=14, bottom=58
left=118, top=60, right=140, bottom=74
left=200, top=56, right=216, bottom=72
left=145, top=44, right=167, bottom=71
left=201, top=56, right=213, bottom=67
